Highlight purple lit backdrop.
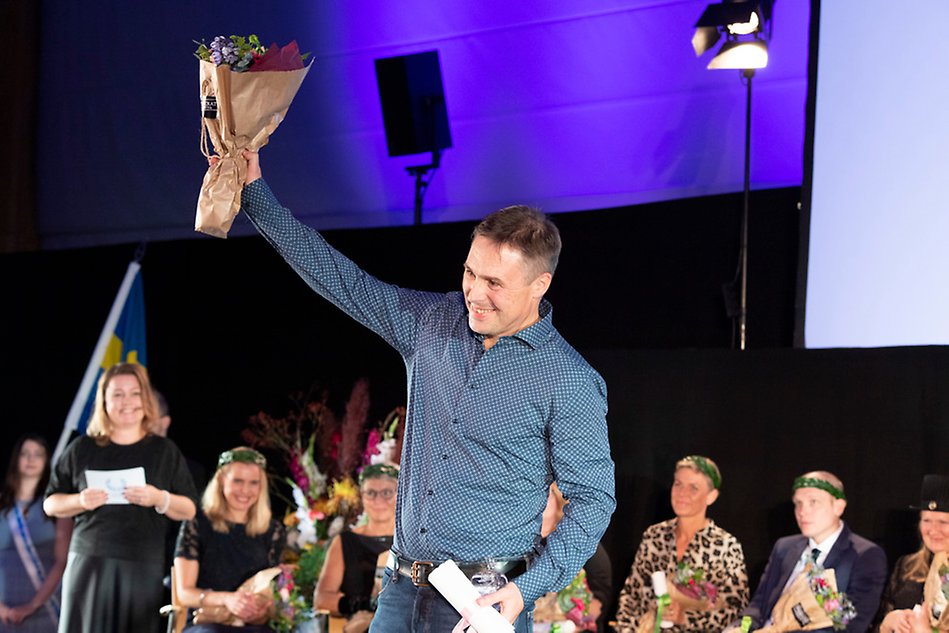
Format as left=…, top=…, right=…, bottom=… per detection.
left=36, top=1, right=808, bottom=249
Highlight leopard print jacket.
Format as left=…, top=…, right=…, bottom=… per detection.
left=614, top=518, right=749, bottom=632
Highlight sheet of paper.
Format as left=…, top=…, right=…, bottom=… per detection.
left=85, top=467, right=146, bottom=504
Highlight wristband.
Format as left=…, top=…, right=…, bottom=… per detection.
left=155, top=490, right=171, bottom=515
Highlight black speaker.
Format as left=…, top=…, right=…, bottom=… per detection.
left=375, top=50, right=451, bottom=157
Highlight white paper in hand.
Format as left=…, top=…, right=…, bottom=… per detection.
left=85, top=467, right=146, bottom=504
left=428, top=560, right=514, bottom=633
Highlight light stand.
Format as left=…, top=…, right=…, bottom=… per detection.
left=738, top=68, right=754, bottom=350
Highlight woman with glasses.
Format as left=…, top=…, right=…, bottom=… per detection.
left=315, top=464, right=398, bottom=631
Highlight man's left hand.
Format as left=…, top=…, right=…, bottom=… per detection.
left=476, top=582, right=524, bottom=624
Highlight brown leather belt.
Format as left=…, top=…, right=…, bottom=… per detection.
left=388, top=554, right=530, bottom=587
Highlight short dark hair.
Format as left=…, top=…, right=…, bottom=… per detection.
left=472, top=205, right=562, bottom=275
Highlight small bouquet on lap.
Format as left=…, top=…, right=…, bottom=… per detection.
left=754, top=563, right=855, bottom=632
left=669, top=561, right=722, bottom=612
left=194, top=34, right=312, bottom=237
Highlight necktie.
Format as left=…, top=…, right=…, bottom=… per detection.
left=810, top=548, right=821, bottom=564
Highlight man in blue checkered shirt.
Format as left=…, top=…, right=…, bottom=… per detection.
left=235, top=150, right=615, bottom=631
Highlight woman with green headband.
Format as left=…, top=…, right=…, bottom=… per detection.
left=315, top=463, right=399, bottom=632
left=615, top=456, right=748, bottom=632
left=173, top=447, right=286, bottom=632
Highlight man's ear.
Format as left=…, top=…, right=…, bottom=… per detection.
left=832, top=498, right=847, bottom=518
left=532, top=271, right=552, bottom=299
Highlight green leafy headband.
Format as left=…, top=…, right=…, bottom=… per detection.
left=792, top=476, right=846, bottom=500
left=359, top=463, right=400, bottom=485
left=218, top=448, right=267, bottom=470
left=681, top=455, right=721, bottom=489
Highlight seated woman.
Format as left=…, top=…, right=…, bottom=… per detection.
left=614, top=456, right=748, bottom=632
left=315, top=464, right=398, bottom=632
left=174, top=447, right=286, bottom=632
left=877, top=474, right=949, bottom=633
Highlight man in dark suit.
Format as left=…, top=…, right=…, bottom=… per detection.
left=730, top=471, right=887, bottom=633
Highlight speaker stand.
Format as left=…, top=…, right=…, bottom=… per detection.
left=406, top=149, right=441, bottom=225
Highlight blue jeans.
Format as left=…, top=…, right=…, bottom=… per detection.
left=368, top=567, right=534, bottom=633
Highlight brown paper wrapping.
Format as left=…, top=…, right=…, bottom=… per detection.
left=753, top=568, right=838, bottom=633
left=923, top=551, right=949, bottom=631
left=192, top=566, right=281, bottom=625
left=196, top=60, right=312, bottom=238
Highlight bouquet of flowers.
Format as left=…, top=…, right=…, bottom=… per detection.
left=754, top=563, right=855, bottom=632
left=557, top=570, right=597, bottom=631
left=535, top=570, right=596, bottom=631
left=269, top=565, right=314, bottom=633
left=243, top=380, right=405, bottom=608
left=923, top=550, right=949, bottom=630
left=194, top=34, right=312, bottom=237
left=669, top=561, right=721, bottom=611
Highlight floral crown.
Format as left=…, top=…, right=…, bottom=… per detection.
left=358, top=463, right=399, bottom=485
left=217, top=448, right=267, bottom=470
left=793, top=476, right=846, bottom=500
left=680, top=455, right=721, bottom=489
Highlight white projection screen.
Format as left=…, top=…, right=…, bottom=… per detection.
left=801, top=1, right=949, bottom=348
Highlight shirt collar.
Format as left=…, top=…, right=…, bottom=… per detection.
left=808, top=520, right=845, bottom=563
left=510, top=299, right=554, bottom=349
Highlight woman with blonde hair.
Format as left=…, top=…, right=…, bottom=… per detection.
left=877, top=474, right=949, bottom=633
left=174, top=447, right=286, bottom=632
left=44, top=362, right=198, bottom=633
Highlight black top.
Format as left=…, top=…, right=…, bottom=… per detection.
left=339, top=531, right=392, bottom=598
left=875, top=554, right=926, bottom=630
left=175, top=512, right=286, bottom=591
left=45, top=434, right=198, bottom=563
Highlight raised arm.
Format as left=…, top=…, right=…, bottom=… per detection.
left=236, top=151, right=443, bottom=359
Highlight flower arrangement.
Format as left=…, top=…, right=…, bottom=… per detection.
left=194, top=35, right=310, bottom=72
left=243, top=380, right=404, bottom=611
left=270, top=565, right=314, bottom=633
left=556, top=569, right=596, bottom=631
left=672, top=561, right=718, bottom=603
left=806, top=563, right=857, bottom=630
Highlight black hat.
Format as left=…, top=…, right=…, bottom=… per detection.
left=911, top=474, right=949, bottom=512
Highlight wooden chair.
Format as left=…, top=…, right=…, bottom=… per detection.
left=159, top=567, right=187, bottom=633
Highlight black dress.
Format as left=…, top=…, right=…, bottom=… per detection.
left=175, top=512, right=286, bottom=632
left=339, top=531, right=393, bottom=600
left=45, top=435, right=198, bottom=633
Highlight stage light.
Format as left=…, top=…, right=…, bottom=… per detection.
left=707, top=40, right=768, bottom=70
left=693, top=1, right=771, bottom=70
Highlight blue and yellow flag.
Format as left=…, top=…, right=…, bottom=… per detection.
left=54, top=262, right=147, bottom=460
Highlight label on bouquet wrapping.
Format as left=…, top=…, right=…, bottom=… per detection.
left=791, top=603, right=811, bottom=626
left=202, top=95, right=218, bottom=118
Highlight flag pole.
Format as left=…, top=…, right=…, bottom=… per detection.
left=53, top=261, right=142, bottom=462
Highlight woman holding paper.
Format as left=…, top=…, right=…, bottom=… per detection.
left=876, top=474, right=949, bottom=633
left=173, top=446, right=285, bottom=631
left=0, top=434, right=72, bottom=632
left=614, top=455, right=748, bottom=632
left=44, top=362, right=197, bottom=633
